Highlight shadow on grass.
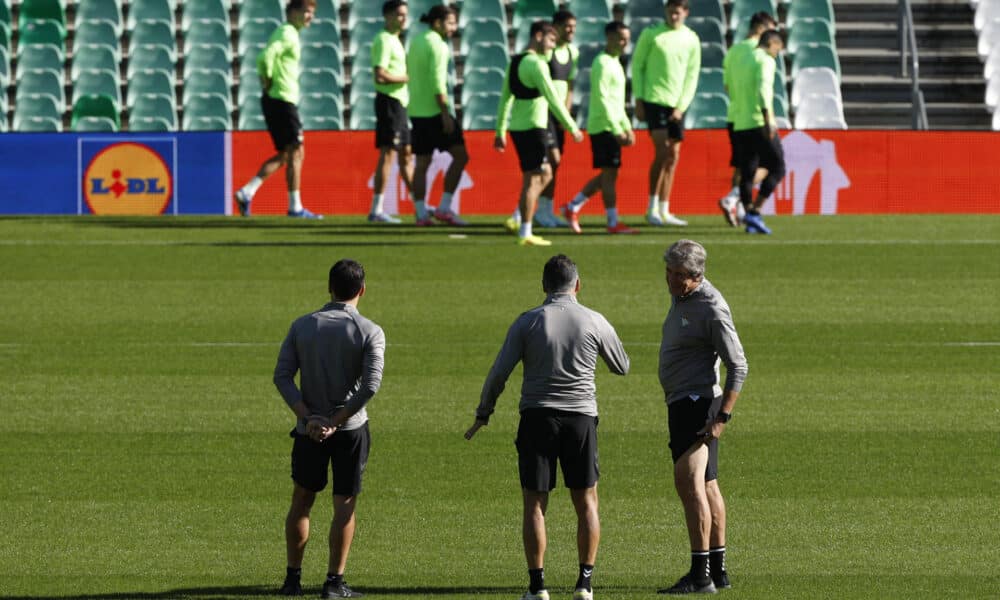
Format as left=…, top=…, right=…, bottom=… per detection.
left=0, top=584, right=526, bottom=599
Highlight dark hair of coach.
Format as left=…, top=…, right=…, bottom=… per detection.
left=329, top=259, right=366, bottom=300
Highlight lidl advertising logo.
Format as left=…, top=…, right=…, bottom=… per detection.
left=83, top=142, right=174, bottom=215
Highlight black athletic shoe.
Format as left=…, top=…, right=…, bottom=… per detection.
left=657, top=574, right=717, bottom=594
left=321, top=580, right=364, bottom=598
left=712, top=571, right=731, bottom=589
left=279, top=575, right=303, bottom=596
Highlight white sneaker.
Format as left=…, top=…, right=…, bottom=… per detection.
left=736, top=201, right=747, bottom=223
left=718, top=195, right=739, bottom=227
left=646, top=211, right=665, bottom=226
left=520, top=591, right=550, bottom=600
left=573, top=588, right=594, bottom=600
left=661, top=213, right=688, bottom=226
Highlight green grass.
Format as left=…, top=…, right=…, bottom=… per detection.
left=1, top=215, right=998, bottom=599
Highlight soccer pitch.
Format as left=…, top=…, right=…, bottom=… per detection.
left=0, top=215, right=997, bottom=599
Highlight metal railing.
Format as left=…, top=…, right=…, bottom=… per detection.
left=899, top=0, right=929, bottom=129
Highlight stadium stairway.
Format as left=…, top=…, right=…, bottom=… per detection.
left=835, top=0, right=990, bottom=129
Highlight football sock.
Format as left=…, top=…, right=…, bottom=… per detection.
left=241, top=176, right=263, bottom=199
left=512, top=208, right=522, bottom=222
left=414, top=200, right=427, bottom=220
left=371, top=193, right=384, bottom=215
left=326, top=573, right=343, bottom=585
left=709, top=546, right=727, bottom=576
left=286, top=567, right=301, bottom=579
left=727, top=186, right=739, bottom=199
left=606, top=207, right=618, bottom=227
left=690, top=551, right=711, bottom=584
left=647, top=194, right=660, bottom=214
left=519, top=221, right=532, bottom=239
left=659, top=200, right=670, bottom=217
left=576, top=563, right=594, bottom=592
left=528, top=568, right=545, bottom=594
left=288, top=191, right=303, bottom=214
left=439, top=192, right=453, bottom=213
left=569, top=192, right=588, bottom=211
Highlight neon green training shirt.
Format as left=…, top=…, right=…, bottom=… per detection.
left=372, top=29, right=409, bottom=106
left=257, top=23, right=302, bottom=105
left=586, top=52, right=632, bottom=136
left=730, top=47, right=776, bottom=132
left=631, top=23, right=701, bottom=112
left=495, top=51, right=580, bottom=138
left=723, top=37, right=758, bottom=122
left=406, top=28, right=452, bottom=118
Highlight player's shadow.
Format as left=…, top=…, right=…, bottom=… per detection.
left=0, top=584, right=525, bottom=599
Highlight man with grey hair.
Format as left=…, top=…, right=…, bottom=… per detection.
left=657, top=239, right=747, bottom=595
left=466, top=254, right=630, bottom=600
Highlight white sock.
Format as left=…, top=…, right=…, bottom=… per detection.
left=512, top=208, right=522, bottom=222
left=241, top=176, right=263, bottom=199
left=606, top=207, right=618, bottom=227
left=727, top=186, right=739, bottom=199
left=519, top=221, right=532, bottom=238
left=570, top=192, right=588, bottom=211
left=659, top=200, right=670, bottom=217
left=648, top=194, right=660, bottom=214
left=289, top=190, right=303, bottom=213
left=371, top=193, right=384, bottom=215
left=414, top=200, right=427, bottom=219
left=439, top=192, right=453, bottom=213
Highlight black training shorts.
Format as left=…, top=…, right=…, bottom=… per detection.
left=290, top=422, right=371, bottom=496
left=510, top=128, right=554, bottom=173
left=262, top=94, right=304, bottom=152
left=409, top=114, right=465, bottom=156
left=642, top=101, right=685, bottom=141
left=733, top=126, right=785, bottom=176
left=516, top=408, right=599, bottom=492
left=590, top=131, right=622, bottom=169
left=374, top=93, right=411, bottom=149
left=667, top=394, right=722, bottom=481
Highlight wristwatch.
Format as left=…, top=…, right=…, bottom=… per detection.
left=716, top=411, right=732, bottom=424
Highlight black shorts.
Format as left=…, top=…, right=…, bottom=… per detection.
left=374, top=93, right=411, bottom=149
left=516, top=408, right=599, bottom=492
left=642, top=101, right=685, bottom=141
left=667, top=394, right=722, bottom=481
left=547, top=114, right=566, bottom=153
left=410, top=114, right=465, bottom=156
left=510, top=128, right=555, bottom=173
left=262, top=94, right=304, bottom=152
left=589, top=131, right=622, bottom=169
left=727, top=122, right=737, bottom=167
left=733, top=126, right=785, bottom=176
left=290, top=422, right=371, bottom=496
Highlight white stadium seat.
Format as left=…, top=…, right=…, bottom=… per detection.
left=984, top=45, right=1000, bottom=79
left=975, top=0, right=1000, bottom=31
left=993, top=108, right=1000, bottom=129
left=986, top=74, right=1000, bottom=111
left=978, top=17, right=1000, bottom=60
left=795, top=92, right=847, bottom=129
left=791, top=67, right=841, bottom=109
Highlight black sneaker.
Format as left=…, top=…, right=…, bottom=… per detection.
left=321, top=579, right=364, bottom=598
left=657, top=574, right=717, bottom=594
left=712, top=571, right=731, bottom=589
left=279, top=575, right=303, bottom=596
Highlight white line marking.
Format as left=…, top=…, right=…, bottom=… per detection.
left=0, top=238, right=997, bottom=247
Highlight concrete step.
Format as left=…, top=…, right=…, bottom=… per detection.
left=836, top=48, right=985, bottom=78
left=840, top=75, right=986, bottom=103
left=833, top=0, right=975, bottom=25
left=843, top=101, right=992, bottom=129
left=835, top=22, right=977, bottom=51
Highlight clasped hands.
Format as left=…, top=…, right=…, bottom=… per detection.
left=305, top=415, right=336, bottom=442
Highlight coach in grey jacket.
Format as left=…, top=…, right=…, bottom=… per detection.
left=466, top=254, right=629, bottom=600
left=657, top=239, right=747, bottom=596
left=273, top=258, right=384, bottom=598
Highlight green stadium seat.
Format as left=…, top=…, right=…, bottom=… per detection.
left=183, top=114, right=231, bottom=130
left=683, top=93, right=729, bottom=128
left=15, top=115, right=63, bottom=131
left=72, top=94, right=121, bottom=130
left=696, top=67, right=724, bottom=96
left=184, top=20, right=230, bottom=50
left=1, top=21, right=9, bottom=54
left=572, top=18, right=607, bottom=47
left=238, top=110, right=267, bottom=131
left=625, top=0, right=664, bottom=19
left=76, top=0, right=123, bottom=37
left=460, top=18, right=507, bottom=55
left=126, top=0, right=173, bottom=33
left=128, top=69, right=174, bottom=107
left=131, top=93, right=178, bottom=128
left=238, top=76, right=262, bottom=105
left=75, top=21, right=121, bottom=59
left=513, top=0, right=559, bottom=31
left=300, top=19, right=340, bottom=46
left=313, top=0, right=339, bottom=22
left=239, top=52, right=260, bottom=79
left=183, top=70, right=231, bottom=106
left=72, top=45, right=119, bottom=80
left=787, top=18, right=835, bottom=56
left=130, top=115, right=174, bottom=131
left=182, top=0, right=229, bottom=34
left=349, top=110, right=376, bottom=130
left=571, top=0, right=613, bottom=20
left=16, top=69, right=64, bottom=110
left=628, top=17, right=659, bottom=48
left=687, top=16, right=725, bottom=46
left=773, top=93, right=788, bottom=119
left=348, top=76, right=375, bottom=105
left=300, top=67, right=343, bottom=95
left=465, top=42, right=509, bottom=70
left=19, top=0, right=66, bottom=36
left=461, top=66, right=505, bottom=103
left=791, top=42, right=841, bottom=80
left=131, top=21, right=177, bottom=59
left=13, top=92, right=60, bottom=125
left=239, top=0, right=284, bottom=29
left=18, top=19, right=66, bottom=51
left=73, top=116, right=119, bottom=132
left=301, top=42, right=342, bottom=73
left=787, top=0, right=836, bottom=34
left=16, top=45, right=63, bottom=80
left=348, top=19, right=383, bottom=56
left=462, top=92, right=500, bottom=130
left=701, top=42, right=726, bottom=69
left=576, top=42, right=602, bottom=72
left=729, top=0, right=778, bottom=36
left=460, top=0, right=505, bottom=28
left=127, top=46, right=176, bottom=79
left=690, top=0, right=725, bottom=22
left=300, top=92, right=343, bottom=130
left=184, top=92, right=230, bottom=120
left=0, top=45, right=7, bottom=88
left=0, top=1, right=10, bottom=31
left=185, top=45, right=232, bottom=79
left=238, top=19, right=279, bottom=56
left=347, top=1, right=380, bottom=27
left=74, top=69, right=122, bottom=110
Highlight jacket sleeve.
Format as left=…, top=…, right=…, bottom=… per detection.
left=476, top=319, right=524, bottom=422
left=495, top=63, right=515, bottom=138
left=342, top=325, right=386, bottom=417
left=631, top=29, right=651, bottom=101
left=710, top=308, right=748, bottom=393
left=596, top=315, right=630, bottom=376
left=273, top=322, right=303, bottom=408
left=677, top=33, right=701, bottom=113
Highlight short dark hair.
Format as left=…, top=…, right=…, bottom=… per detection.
left=604, top=20, right=627, bottom=36
left=758, top=29, right=783, bottom=48
left=530, top=19, right=556, bottom=38
left=286, top=0, right=316, bottom=16
left=329, top=259, right=366, bottom=300
left=749, top=11, right=777, bottom=32
left=665, top=0, right=690, bottom=9
left=542, top=254, right=578, bottom=293
left=419, top=4, right=456, bottom=25
left=383, top=0, right=407, bottom=15
left=552, top=9, right=576, bottom=25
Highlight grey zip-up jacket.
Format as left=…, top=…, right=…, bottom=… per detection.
left=477, top=293, right=630, bottom=422
left=658, top=279, right=747, bottom=404
left=274, top=302, right=385, bottom=432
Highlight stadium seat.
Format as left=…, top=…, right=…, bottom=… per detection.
left=465, top=42, right=509, bottom=70
left=184, top=19, right=230, bottom=51
left=301, top=19, right=340, bottom=46
left=992, top=106, right=1000, bottom=129
left=182, top=0, right=229, bottom=34
left=238, top=19, right=280, bottom=56
left=126, top=0, right=173, bottom=33
left=576, top=42, right=602, bottom=74
left=238, top=110, right=267, bottom=130
left=75, top=21, right=122, bottom=60
left=1, top=21, right=9, bottom=54
left=73, top=116, right=119, bottom=132
left=787, top=18, right=835, bottom=57
left=513, top=0, right=559, bottom=31
left=573, top=18, right=607, bottom=47
left=131, top=21, right=177, bottom=60
left=984, top=44, right=1000, bottom=79
left=313, top=0, right=339, bottom=22
left=701, top=42, right=726, bottom=69
left=696, top=67, right=724, bottom=96
left=786, top=0, right=836, bottom=34
left=15, top=115, right=63, bottom=131
left=349, top=110, right=376, bottom=130
left=18, top=0, right=66, bottom=36
left=628, top=17, right=660, bottom=48
left=183, top=70, right=232, bottom=107
left=13, top=92, right=60, bottom=125
left=349, top=76, right=375, bottom=105
left=72, top=94, right=121, bottom=130
left=976, top=0, right=1000, bottom=31
left=127, top=69, right=174, bottom=107
left=76, top=0, right=123, bottom=37
left=459, top=0, right=506, bottom=28
left=74, top=69, right=122, bottom=111
left=625, top=0, right=665, bottom=19
left=684, top=93, right=728, bottom=128
left=16, top=68, right=64, bottom=110
left=687, top=17, right=726, bottom=47
left=347, top=1, right=381, bottom=26
left=460, top=18, right=507, bottom=55
left=773, top=93, right=789, bottom=119
left=132, top=93, right=178, bottom=128
left=978, top=17, right=1000, bottom=60
left=791, top=42, right=841, bottom=80
left=729, top=0, right=778, bottom=38
left=72, top=45, right=119, bottom=80
left=185, top=45, right=232, bottom=81
left=794, top=92, right=845, bottom=128
left=18, top=19, right=66, bottom=50
left=791, top=66, right=839, bottom=109
left=463, top=91, right=501, bottom=130
left=301, top=42, right=343, bottom=73
left=300, top=67, right=343, bottom=95
left=461, top=66, right=505, bottom=103
left=300, top=92, right=343, bottom=130
left=183, top=94, right=231, bottom=130
left=690, top=0, right=725, bottom=22
left=0, top=45, right=7, bottom=88
left=184, top=115, right=231, bottom=130
left=238, top=75, right=262, bottom=105
left=130, top=115, right=174, bottom=131
left=986, top=73, right=1000, bottom=111
left=127, top=46, right=176, bottom=79
left=238, top=0, right=284, bottom=29
left=16, top=45, right=63, bottom=80
left=0, top=1, right=10, bottom=32
left=348, top=19, right=383, bottom=56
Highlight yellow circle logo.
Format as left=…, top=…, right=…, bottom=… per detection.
left=83, top=143, right=173, bottom=215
